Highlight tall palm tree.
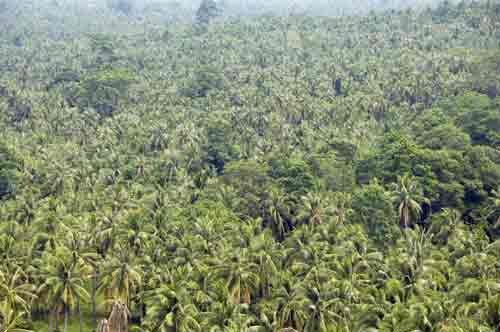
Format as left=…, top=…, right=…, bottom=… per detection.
left=116, top=211, right=152, bottom=256
left=272, top=282, right=308, bottom=331
left=77, top=214, right=104, bottom=330
left=61, top=226, right=99, bottom=332
left=0, top=300, right=32, bottom=332
left=391, top=174, right=428, bottom=229
left=298, top=192, right=324, bottom=226
left=99, top=248, right=142, bottom=307
left=209, top=251, right=260, bottom=305
left=249, top=233, right=280, bottom=298
left=37, top=247, right=89, bottom=332
left=144, top=285, right=201, bottom=332
left=331, top=192, right=352, bottom=225
left=30, top=211, right=59, bottom=259
left=0, top=223, right=21, bottom=271
left=429, top=208, right=461, bottom=245
left=263, top=189, right=291, bottom=242
left=389, top=228, right=437, bottom=299
left=200, top=300, right=249, bottom=332
left=0, top=268, right=36, bottom=316
left=330, top=252, right=380, bottom=305
left=486, top=186, right=500, bottom=236
left=301, top=285, right=339, bottom=332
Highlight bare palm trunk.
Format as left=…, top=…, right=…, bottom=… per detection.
left=64, top=305, right=69, bottom=332
left=139, top=297, right=144, bottom=324
left=92, top=269, right=99, bottom=329
left=49, top=309, right=54, bottom=332
left=78, top=297, right=83, bottom=332
left=56, top=309, right=60, bottom=332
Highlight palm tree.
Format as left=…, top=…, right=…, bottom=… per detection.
left=209, top=251, right=260, bottom=305
left=331, top=192, right=352, bottom=225
left=249, top=233, right=280, bottom=298
left=116, top=211, right=152, bottom=256
left=30, top=211, right=59, bottom=259
left=155, top=301, right=200, bottom=332
left=486, top=186, right=500, bottom=236
left=263, top=189, right=291, bottom=242
left=0, top=301, right=32, bottom=332
left=272, top=282, right=308, bottom=331
left=0, top=223, right=20, bottom=271
left=388, top=228, right=440, bottom=299
left=144, top=285, right=201, bottom=332
left=429, top=208, right=461, bottom=245
left=301, top=285, right=339, bottom=332
left=0, top=268, right=36, bottom=316
left=99, top=248, right=142, bottom=307
left=95, top=211, right=127, bottom=258
left=37, top=247, right=89, bottom=332
left=481, top=294, right=500, bottom=329
left=61, top=226, right=99, bottom=332
left=391, top=174, right=428, bottom=229
left=330, top=252, right=380, bottom=305
left=298, top=192, right=324, bottom=226
left=246, top=313, right=275, bottom=332
left=200, top=300, right=249, bottom=332
left=77, top=214, right=104, bottom=330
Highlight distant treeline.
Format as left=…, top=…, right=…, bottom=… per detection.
left=0, top=0, right=467, bottom=25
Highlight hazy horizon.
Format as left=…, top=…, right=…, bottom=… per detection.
left=1, top=0, right=456, bottom=19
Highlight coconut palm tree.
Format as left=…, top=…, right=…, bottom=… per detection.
left=37, top=246, right=89, bottom=332
left=486, top=186, right=500, bottom=237
left=0, top=268, right=36, bottom=316
left=249, top=233, right=280, bottom=298
left=391, top=174, right=428, bottom=229
left=429, top=208, right=461, bottom=245
left=99, top=248, right=142, bottom=307
left=298, top=192, right=325, bottom=226
left=293, top=283, right=340, bottom=332
left=144, top=284, right=201, bottom=332
left=272, top=281, right=308, bottom=331
left=200, top=300, right=249, bottom=332
left=60, top=226, right=99, bottom=332
left=263, top=189, right=291, bottom=242
left=116, top=211, right=152, bottom=256
left=209, top=251, right=260, bottom=305
left=0, top=300, right=32, bottom=332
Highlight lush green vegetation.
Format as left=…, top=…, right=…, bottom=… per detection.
left=1, top=0, right=500, bottom=331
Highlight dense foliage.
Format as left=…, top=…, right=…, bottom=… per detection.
left=1, top=0, right=500, bottom=332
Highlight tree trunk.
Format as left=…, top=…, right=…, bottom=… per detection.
left=92, top=269, right=99, bottom=330
left=78, top=297, right=83, bottom=332
left=64, top=305, right=69, bottom=332
left=49, top=309, right=54, bottom=332
left=139, top=297, right=144, bottom=324
left=56, top=308, right=60, bottom=332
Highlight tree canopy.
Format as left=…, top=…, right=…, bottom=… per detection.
left=0, top=1, right=500, bottom=332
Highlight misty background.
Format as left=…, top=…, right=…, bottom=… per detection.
left=0, top=0, right=459, bottom=26
left=0, top=0, right=464, bottom=44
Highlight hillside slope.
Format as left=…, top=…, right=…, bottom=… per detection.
left=0, top=1, right=500, bottom=331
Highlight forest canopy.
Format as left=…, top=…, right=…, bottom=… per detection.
left=1, top=0, right=500, bottom=332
